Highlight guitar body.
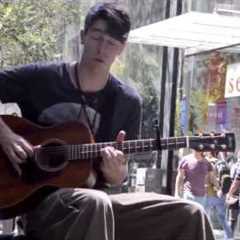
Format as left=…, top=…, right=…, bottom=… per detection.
left=0, top=115, right=94, bottom=219
left=0, top=115, right=236, bottom=219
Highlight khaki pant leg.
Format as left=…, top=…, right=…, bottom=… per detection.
left=24, top=188, right=114, bottom=240
left=111, top=192, right=215, bottom=240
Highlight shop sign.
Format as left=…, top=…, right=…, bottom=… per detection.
left=180, top=96, right=188, bottom=135
left=225, top=63, right=240, bottom=98
left=216, top=101, right=227, bottom=124
left=207, top=103, right=216, bottom=130
left=231, top=107, right=240, bottom=128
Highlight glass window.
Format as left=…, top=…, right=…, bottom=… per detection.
left=181, top=46, right=240, bottom=152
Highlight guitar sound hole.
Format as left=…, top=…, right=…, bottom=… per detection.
left=35, top=142, right=68, bottom=172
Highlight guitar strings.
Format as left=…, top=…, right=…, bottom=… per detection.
left=32, top=135, right=224, bottom=155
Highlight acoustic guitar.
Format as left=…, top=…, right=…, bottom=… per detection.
left=0, top=115, right=236, bottom=219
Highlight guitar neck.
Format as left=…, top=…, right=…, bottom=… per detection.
left=66, top=137, right=189, bottom=161
left=36, top=133, right=235, bottom=162
left=0, top=115, right=235, bottom=220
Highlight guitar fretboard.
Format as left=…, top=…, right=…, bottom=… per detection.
left=66, top=137, right=188, bottom=161
left=35, top=133, right=235, bottom=162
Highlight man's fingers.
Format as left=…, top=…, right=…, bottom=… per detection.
left=12, top=139, right=34, bottom=161
left=6, top=149, right=22, bottom=176
left=116, top=130, right=126, bottom=143
left=21, top=139, right=34, bottom=157
left=101, top=147, right=125, bottom=166
left=10, top=160, right=22, bottom=176
left=101, top=147, right=115, bottom=163
left=14, top=144, right=28, bottom=161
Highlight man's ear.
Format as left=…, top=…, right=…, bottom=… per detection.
left=117, top=41, right=127, bottom=55
left=80, top=30, right=85, bottom=44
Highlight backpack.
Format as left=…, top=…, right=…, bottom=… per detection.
left=215, top=159, right=230, bottom=183
left=221, top=174, right=232, bottom=194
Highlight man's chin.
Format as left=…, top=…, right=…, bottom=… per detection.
left=94, top=58, right=105, bottom=64
left=89, top=60, right=108, bottom=70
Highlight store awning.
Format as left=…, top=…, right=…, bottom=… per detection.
left=128, top=11, right=240, bottom=55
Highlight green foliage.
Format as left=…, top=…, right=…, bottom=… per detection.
left=0, top=0, right=165, bottom=140
left=123, top=44, right=161, bottom=138
left=111, top=43, right=161, bottom=138
left=189, top=89, right=213, bottom=132
left=0, top=0, right=81, bottom=67
left=174, top=98, right=181, bottom=135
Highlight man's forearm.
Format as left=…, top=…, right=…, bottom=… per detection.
left=175, top=175, right=183, bottom=197
left=208, top=171, right=220, bottom=191
left=0, top=117, right=12, bottom=138
left=228, top=179, right=240, bottom=196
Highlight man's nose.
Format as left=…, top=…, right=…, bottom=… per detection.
left=97, top=37, right=107, bottom=54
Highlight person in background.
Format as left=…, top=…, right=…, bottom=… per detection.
left=230, top=150, right=240, bottom=182
left=205, top=151, right=233, bottom=240
left=175, top=150, right=213, bottom=207
left=226, top=150, right=240, bottom=235
left=0, top=2, right=215, bottom=240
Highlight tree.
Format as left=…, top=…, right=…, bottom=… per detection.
left=0, top=0, right=81, bottom=67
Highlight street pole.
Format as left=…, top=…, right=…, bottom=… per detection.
left=166, top=0, right=183, bottom=195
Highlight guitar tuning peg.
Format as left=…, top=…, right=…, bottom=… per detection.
left=198, top=144, right=204, bottom=150
left=221, top=144, right=227, bottom=150
left=210, top=144, right=215, bottom=149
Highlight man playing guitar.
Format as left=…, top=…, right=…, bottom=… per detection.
left=0, top=2, right=216, bottom=240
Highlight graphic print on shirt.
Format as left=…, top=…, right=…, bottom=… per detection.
left=38, top=102, right=100, bottom=135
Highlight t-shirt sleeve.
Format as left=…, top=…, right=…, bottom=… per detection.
left=178, top=158, right=187, bottom=170
left=124, top=95, right=142, bottom=140
left=0, top=64, right=37, bottom=103
left=235, top=167, right=240, bottom=181
left=208, top=161, right=213, bottom=172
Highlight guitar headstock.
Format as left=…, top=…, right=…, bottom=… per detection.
left=189, top=132, right=235, bottom=152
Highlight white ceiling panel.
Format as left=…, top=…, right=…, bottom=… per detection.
left=128, top=11, right=240, bottom=55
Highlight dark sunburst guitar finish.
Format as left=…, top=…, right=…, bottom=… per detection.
left=0, top=115, right=235, bottom=219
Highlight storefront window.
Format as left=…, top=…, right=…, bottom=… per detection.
left=182, top=46, right=240, bottom=152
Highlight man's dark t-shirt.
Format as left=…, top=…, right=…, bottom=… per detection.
left=0, top=62, right=142, bottom=141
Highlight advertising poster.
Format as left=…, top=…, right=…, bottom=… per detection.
left=225, top=63, right=240, bottom=98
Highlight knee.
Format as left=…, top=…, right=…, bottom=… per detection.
left=180, top=200, right=206, bottom=220
left=68, top=188, right=112, bottom=212
left=84, top=189, right=112, bottom=209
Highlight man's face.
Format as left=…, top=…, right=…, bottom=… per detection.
left=194, top=150, right=205, bottom=159
left=81, top=19, right=126, bottom=69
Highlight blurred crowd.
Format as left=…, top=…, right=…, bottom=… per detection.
left=175, top=149, right=240, bottom=240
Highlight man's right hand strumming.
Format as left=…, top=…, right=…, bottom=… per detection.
left=0, top=119, right=33, bottom=176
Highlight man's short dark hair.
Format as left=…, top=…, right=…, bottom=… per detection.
left=84, top=2, right=131, bottom=43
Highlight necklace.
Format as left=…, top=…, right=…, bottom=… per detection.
left=74, top=63, right=99, bottom=136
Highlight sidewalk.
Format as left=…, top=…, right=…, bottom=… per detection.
left=213, top=229, right=224, bottom=240
left=0, top=220, right=232, bottom=239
